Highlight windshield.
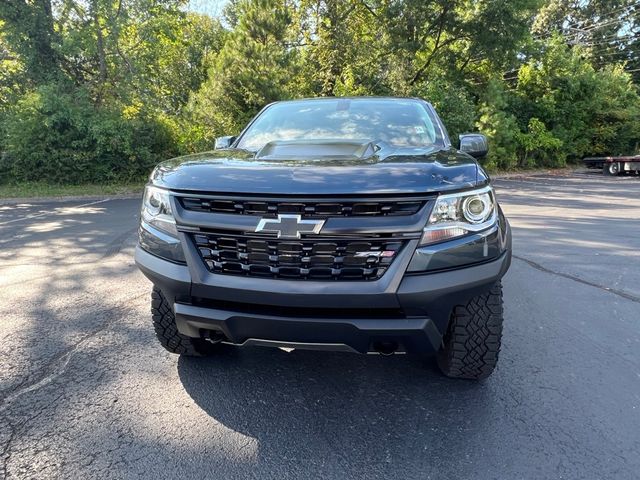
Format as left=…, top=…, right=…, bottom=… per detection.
left=235, top=98, right=442, bottom=151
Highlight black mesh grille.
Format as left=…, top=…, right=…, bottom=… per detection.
left=181, top=197, right=424, bottom=217
left=193, top=232, right=405, bottom=281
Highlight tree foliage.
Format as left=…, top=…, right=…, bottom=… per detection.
left=1, top=0, right=639, bottom=184
left=2, top=84, right=175, bottom=183
left=186, top=0, right=294, bottom=147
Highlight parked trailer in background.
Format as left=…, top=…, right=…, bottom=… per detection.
left=583, top=155, right=640, bottom=176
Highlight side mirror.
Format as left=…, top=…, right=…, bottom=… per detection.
left=214, top=135, right=236, bottom=149
left=459, top=133, right=488, bottom=159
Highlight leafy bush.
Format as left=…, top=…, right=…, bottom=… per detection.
left=515, top=118, right=563, bottom=167
left=512, top=39, right=640, bottom=162
left=1, top=84, right=175, bottom=184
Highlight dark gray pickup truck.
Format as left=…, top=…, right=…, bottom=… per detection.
left=135, top=97, right=511, bottom=380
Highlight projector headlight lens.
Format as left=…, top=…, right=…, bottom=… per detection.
left=420, top=186, right=496, bottom=245
left=462, top=194, right=492, bottom=224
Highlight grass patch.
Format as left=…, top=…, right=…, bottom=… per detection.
left=0, top=182, right=145, bottom=199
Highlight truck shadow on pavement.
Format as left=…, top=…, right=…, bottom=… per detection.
left=177, top=347, right=496, bottom=477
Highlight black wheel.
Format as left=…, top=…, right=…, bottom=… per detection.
left=437, top=282, right=504, bottom=380
left=603, top=162, right=620, bottom=176
left=151, top=287, right=218, bottom=356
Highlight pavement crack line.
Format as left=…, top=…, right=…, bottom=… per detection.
left=0, top=292, right=147, bottom=413
left=1, top=394, right=66, bottom=478
left=0, top=289, right=145, bottom=474
left=1, top=419, right=15, bottom=479
left=513, top=254, right=640, bottom=304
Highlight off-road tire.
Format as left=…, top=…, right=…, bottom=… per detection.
left=151, top=287, right=216, bottom=356
left=603, top=162, right=620, bottom=176
left=437, top=282, right=504, bottom=380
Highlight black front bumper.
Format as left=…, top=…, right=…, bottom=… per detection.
left=172, top=302, right=442, bottom=354
left=135, top=219, right=511, bottom=354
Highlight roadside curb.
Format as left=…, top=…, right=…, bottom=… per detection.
left=492, top=167, right=583, bottom=179
left=0, top=192, right=142, bottom=205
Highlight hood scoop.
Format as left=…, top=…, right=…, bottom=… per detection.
left=255, top=139, right=378, bottom=162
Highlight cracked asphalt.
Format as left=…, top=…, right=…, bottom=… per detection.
left=1, top=171, right=639, bottom=479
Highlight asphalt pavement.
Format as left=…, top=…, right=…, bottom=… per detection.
left=1, top=170, right=639, bottom=479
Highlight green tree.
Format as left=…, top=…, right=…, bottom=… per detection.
left=515, top=37, right=640, bottom=160
left=122, top=11, right=226, bottom=115
left=533, top=0, right=640, bottom=81
left=378, top=0, right=541, bottom=87
left=0, top=20, right=24, bottom=125
left=187, top=0, right=295, bottom=147
left=2, top=0, right=640, bottom=184
left=0, top=19, right=25, bottom=177
left=0, top=0, right=61, bottom=83
left=413, top=79, right=476, bottom=142
left=476, top=80, right=520, bottom=170
left=297, top=0, right=358, bottom=96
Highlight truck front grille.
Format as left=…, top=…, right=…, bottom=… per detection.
left=181, top=197, right=424, bottom=217
left=192, top=232, right=405, bottom=281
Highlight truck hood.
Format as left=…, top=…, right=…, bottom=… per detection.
left=150, top=144, right=487, bottom=195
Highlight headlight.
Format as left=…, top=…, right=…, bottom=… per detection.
left=139, top=186, right=185, bottom=263
left=141, top=186, right=177, bottom=237
left=420, top=185, right=497, bottom=245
